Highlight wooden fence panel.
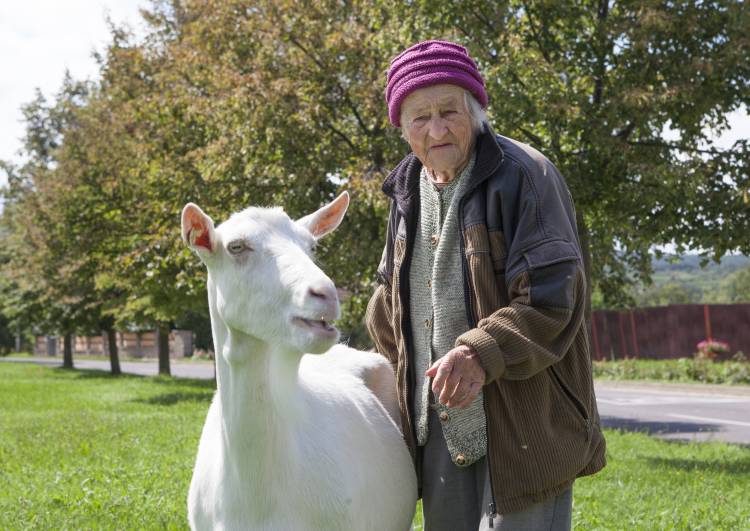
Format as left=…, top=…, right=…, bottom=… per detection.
left=592, top=303, right=750, bottom=359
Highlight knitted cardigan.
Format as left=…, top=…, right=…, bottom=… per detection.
left=409, top=153, right=487, bottom=466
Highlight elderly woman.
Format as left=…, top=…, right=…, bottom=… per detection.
left=365, top=40, right=606, bottom=530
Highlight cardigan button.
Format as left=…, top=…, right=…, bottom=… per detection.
left=430, top=234, right=439, bottom=246
left=455, top=454, right=466, bottom=466
left=439, top=411, right=449, bottom=422
left=424, top=319, right=432, bottom=329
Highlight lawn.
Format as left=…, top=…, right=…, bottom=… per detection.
left=593, top=358, right=750, bottom=385
left=1, top=363, right=749, bottom=530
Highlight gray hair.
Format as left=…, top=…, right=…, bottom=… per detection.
left=463, top=90, right=489, bottom=133
left=400, top=89, right=488, bottom=142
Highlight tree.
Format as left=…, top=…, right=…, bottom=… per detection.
left=2, top=0, right=748, bottom=352
left=723, top=266, right=750, bottom=303
left=636, top=281, right=702, bottom=307
left=0, top=77, right=123, bottom=372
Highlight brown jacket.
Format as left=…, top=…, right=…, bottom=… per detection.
left=365, top=126, right=606, bottom=514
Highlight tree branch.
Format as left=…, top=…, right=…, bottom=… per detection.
left=614, top=121, right=636, bottom=139
left=471, top=7, right=498, bottom=35
left=592, top=0, right=610, bottom=107
left=626, top=140, right=729, bottom=156
left=519, top=127, right=545, bottom=147
left=286, top=34, right=372, bottom=138
left=521, top=1, right=553, bottom=65
left=323, top=122, right=358, bottom=153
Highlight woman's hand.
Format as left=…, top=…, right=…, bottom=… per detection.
left=425, top=345, right=485, bottom=409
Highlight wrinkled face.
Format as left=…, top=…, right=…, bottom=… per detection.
left=400, top=84, right=475, bottom=180
left=182, top=194, right=349, bottom=357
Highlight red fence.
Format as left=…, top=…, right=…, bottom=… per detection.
left=590, top=304, right=750, bottom=360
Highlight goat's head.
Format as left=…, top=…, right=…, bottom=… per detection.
left=181, top=192, right=349, bottom=355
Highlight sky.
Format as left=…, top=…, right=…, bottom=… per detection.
left=1, top=2, right=748, bottom=190
left=0, top=1, right=147, bottom=186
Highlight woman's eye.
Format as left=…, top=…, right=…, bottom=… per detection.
left=413, top=115, right=429, bottom=123
left=228, top=241, right=249, bottom=254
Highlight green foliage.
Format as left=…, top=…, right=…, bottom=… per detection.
left=637, top=281, right=703, bottom=306
left=2, top=363, right=750, bottom=529
left=593, top=358, right=750, bottom=385
left=0, top=313, right=13, bottom=354
left=1, top=0, right=749, bottom=340
left=723, top=265, right=750, bottom=303
left=625, top=254, right=750, bottom=307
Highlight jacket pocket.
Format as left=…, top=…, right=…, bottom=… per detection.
left=549, top=365, right=590, bottom=429
left=522, top=238, right=579, bottom=270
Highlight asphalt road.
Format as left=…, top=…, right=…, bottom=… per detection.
left=0, top=356, right=215, bottom=380
left=595, top=380, right=750, bottom=445
left=4, top=357, right=750, bottom=444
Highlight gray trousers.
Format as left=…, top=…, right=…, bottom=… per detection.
left=421, top=408, right=572, bottom=531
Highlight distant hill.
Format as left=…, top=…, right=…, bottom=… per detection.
left=631, top=254, right=750, bottom=307
left=652, top=254, right=750, bottom=275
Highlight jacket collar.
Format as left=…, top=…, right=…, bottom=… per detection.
left=382, top=124, right=505, bottom=211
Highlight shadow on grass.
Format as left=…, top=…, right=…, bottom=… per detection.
left=132, top=390, right=214, bottom=406
left=601, top=416, right=720, bottom=436
left=55, top=367, right=146, bottom=381
left=645, top=455, right=750, bottom=475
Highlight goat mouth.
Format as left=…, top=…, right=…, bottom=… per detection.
left=292, top=316, right=338, bottom=335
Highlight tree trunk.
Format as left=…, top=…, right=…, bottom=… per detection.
left=106, top=327, right=121, bottom=375
left=62, top=333, right=74, bottom=369
left=15, top=323, right=21, bottom=352
left=157, top=323, right=171, bottom=376
left=576, top=209, right=593, bottom=322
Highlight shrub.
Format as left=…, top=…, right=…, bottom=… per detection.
left=593, top=358, right=750, bottom=385
left=695, top=339, right=730, bottom=361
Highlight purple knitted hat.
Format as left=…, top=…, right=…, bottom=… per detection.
left=385, top=40, right=488, bottom=127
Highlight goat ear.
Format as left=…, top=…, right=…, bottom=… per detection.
left=296, top=191, right=349, bottom=239
left=181, top=203, right=216, bottom=254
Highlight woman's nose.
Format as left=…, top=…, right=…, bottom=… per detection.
left=427, top=117, right=448, bottom=139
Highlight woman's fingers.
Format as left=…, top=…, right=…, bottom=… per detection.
left=428, top=345, right=486, bottom=408
left=452, top=381, right=482, bottom=409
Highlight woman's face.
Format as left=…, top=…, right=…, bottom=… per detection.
left=400, top=84, right=475, bottom=181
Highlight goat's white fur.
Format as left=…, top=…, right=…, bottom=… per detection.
left=182, top=193, right=417, bottom=530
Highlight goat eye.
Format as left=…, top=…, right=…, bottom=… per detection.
left=227, top=240, right=249, bottom=254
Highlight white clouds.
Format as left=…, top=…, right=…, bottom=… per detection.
left=0, top=0, right=146, bottom=175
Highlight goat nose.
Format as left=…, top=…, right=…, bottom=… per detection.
left=308, top=282, right=337, bottom=302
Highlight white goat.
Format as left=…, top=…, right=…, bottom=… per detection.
left=181, top=192, right=417, bottom=531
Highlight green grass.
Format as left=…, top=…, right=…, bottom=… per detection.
left=1, top=363, right=749, bottom=529
left=594, top=358, right=750, bottom=385
left=0, top=363, right=211, bottom=530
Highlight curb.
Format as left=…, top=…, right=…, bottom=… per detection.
left=594, top=378, right=750, bottom=397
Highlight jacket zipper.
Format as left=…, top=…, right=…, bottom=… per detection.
left=458, top=196, right=498, bottom=527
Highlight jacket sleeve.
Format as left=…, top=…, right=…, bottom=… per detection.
left=365, top=217, right=400, bottom=370
left=365, top=282, right=399, bottom=369
left=455, top=256, right=586, bottom=382
left=455, top=153, right=587, bottom=383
